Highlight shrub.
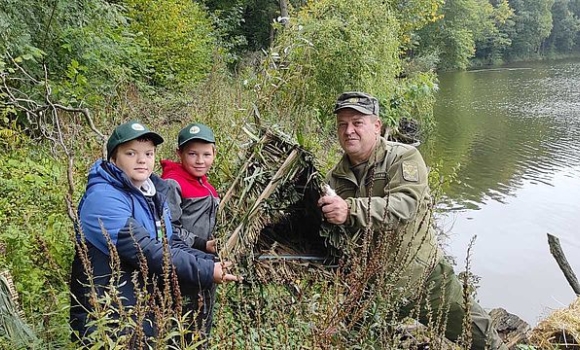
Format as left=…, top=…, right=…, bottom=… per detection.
left=0, top=144, right=73, bottom=345
left=125, top=0, right=222, bottom=88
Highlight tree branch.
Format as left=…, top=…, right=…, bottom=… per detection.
left=2, top=60, right=106, bottom=225
left=547, top=233, right=580, bottom=296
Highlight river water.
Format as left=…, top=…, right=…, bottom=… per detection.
left=422, top=59, right=580, bottom=325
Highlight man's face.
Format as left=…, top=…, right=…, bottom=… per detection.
left=336, top=108, right=381, bottom=165
left=178, top=141, right=216, bottom=178
left=111, top=139, right=156, bottom=188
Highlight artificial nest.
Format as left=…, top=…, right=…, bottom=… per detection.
left=0, top=269, right=37, bottom=343
left=529, top=296, right=580, bottom=349
left=0, top=270, right=21, bottom=316
left=218, top=127, right=338, bottom=284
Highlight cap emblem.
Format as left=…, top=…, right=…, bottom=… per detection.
left=131, top=123, right=145, bottom=131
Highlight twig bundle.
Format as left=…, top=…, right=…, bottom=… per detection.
left=218, top=127, right=336, bottom=284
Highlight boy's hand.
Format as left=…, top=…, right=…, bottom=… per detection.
left=213, top=261, right=242, bottom=284
left=206, top=239, right=217, bottom=254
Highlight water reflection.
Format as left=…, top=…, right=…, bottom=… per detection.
left=423, top=59, right=580, bottom=324
left=425, top=60, right=580, bottom=210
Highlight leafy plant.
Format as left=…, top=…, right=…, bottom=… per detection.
left=0, top=147, right=73, bottom=345
left=125, top=0, right=221, bottom=88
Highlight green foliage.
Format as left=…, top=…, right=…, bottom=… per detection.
left=0, top=123, right=24, bottom=149
left=413, top=0, right=580, bottom=67
left=1, top=0, right=149, bottom=108
left=442, top=28, right=476, bottom=70
left=382, top=72, right=438, bottom=130
left=506, top=0, right=555, bottom=58
left=473, top=0, right=514, bottom=65
left=211, top=0, right=279, bottom=53
left=416, top=0, right=497, bottom=70
left=125, top=0, right=221, bottom=87
left=544, top=0, right=580, bottom=53
left=204, top=3, right=248, bottom=65
left=244, top=0, right=404, bottom=135
left=50, top=1, right=149, bottom=105
left=201, top=0, right=314, bottom=56
left=0, top=146, right=73, bottom=345
left=394, top=0, right=445, bottom=49
left=0, top=0, right=37, bottom=57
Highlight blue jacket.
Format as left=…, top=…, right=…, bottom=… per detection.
left=69, top=160, right=215, bottom=341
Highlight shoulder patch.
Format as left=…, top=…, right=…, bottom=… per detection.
left=402, top=161, right=419, bottom=182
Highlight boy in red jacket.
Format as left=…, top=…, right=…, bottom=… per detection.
left=160, top=122, right=219, bottom=346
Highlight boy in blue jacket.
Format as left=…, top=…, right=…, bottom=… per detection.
left=69, top=121, right=239, bottom=347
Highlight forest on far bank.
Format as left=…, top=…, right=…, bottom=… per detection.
left=1, top=0, right=580, bottom=348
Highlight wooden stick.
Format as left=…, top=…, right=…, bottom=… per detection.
left=547, top=233, right=580, bottom=296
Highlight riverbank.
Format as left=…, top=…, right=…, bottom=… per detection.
left=464, top=53, right=580, bottom=72
left=491, top=296, right=580, bottom=349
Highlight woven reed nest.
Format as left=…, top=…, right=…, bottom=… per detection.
left=0, top=270, right=20, bottom=315
left=218, top=127, right=338, bottom=284
left=529, top=296, right=580, bottom=349
left=0, top=269, right=37, bottom=343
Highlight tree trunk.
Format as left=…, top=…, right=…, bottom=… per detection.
left=270, top=0, right=290, bottom=45
left=279, top=0, right=289, bottom=26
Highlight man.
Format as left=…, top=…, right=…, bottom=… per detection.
left=317, top=92, right=506, bottom=350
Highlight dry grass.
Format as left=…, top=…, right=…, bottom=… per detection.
left=530, top=296, right=580, bottom=349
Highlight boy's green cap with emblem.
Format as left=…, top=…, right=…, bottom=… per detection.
left=333, top=91, right=379, bottom=116
left=106, top=121, right=164, bottom=160
left=178, top=122, right=215, bottom=148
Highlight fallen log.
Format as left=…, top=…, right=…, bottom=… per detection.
left=547, top=233, right=580, bottom=296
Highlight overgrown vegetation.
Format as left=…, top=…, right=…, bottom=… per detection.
left=1, top=0, right=577, bottom=348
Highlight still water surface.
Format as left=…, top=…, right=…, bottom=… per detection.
left=423, top=59, right=580, bottom=325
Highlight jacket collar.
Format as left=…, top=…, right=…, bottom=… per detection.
left=160, top=159, right=209, bottom=184
left=89, top=159, right=168, bottom=197
left=332, top=137, right=389, bottom=178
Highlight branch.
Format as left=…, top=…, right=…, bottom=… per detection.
left=2, top=60, right=106, bottom=225
left=547, top=233, right=580, bottom=296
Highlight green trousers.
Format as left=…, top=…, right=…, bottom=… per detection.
left=399, top=259, right=507, bottom=350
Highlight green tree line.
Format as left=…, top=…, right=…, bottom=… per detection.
left=414, top=0, right=580, bottom=70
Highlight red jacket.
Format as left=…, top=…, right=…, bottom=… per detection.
left=160, top=160, right=219, bottom=251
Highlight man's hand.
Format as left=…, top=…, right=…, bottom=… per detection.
left=206, top=239, right=216, bottom=254
left=213, top=261, right=242, bottom=284
left=318, top=195, right=349, bottom=225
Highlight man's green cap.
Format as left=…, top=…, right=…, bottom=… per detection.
left=178, top=123, right=215, bottom=148
left=106, top=121, right=164, bottom=160
left=333, top=91, right=379, bottom=116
